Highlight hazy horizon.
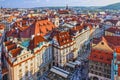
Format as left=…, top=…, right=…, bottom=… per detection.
left=0, top=0, right=120, bottom=8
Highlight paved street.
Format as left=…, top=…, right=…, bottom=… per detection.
left=70, top=62, right=89, bottom=80
left=70, top=66, right=81, bottom=80
left=70, top=49, right=90, bottom=80
left=39, top=76, right=50, bottom=80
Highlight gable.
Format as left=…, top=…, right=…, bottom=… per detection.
left=93, top=37, right=113, bottom=52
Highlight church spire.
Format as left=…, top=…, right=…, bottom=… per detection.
left=66, top=4, right=68, bottom=10
left=1, top=6, right=3, bottom=9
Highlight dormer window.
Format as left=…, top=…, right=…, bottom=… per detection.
left=43, top=23, right=45, bottom=26
left=47, top=22, right=50, bottom=25
left=40, top=29, right=43, bottom=34
left=46, top=28, right=49, bottom=32
left=39, top=24, right=42, bottom=26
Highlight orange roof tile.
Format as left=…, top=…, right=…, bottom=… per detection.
left=58, top=10, right=69, bottom=14
left=105, top=20, right=118, bottom=25
left=56, top=31, right=73, bottom=46
left=106, top=27, right=120, bottom=33
left=93, top=38, right=102, bottom=44
left=0, top=24, right=5, bottom=30
left=34, top=20, right=56, bottom=36
left=116, top=47, right=120, bottom=53
left=10, top=47, right=23, bottom=57
left=93, top=36, right=120, bottom=49
left=89, top=49, right=113, bottom=64
left=7, top=43, right=17, bottom=51
left=105, top=36, right=120, bottom=48
left=4, top=41, right=12, bottom=46
left=29, top=35, right=47, bottom=50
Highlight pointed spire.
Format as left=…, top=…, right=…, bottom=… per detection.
left=1, top=6, right=3, bottom=9
left=66, top=4, right=68, bottom=10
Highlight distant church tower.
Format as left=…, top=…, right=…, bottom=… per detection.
left=1, top=6, right=3, bottom=9
left=66, top=4, right=69, bottom=10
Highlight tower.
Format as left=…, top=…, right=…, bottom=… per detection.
left=1, top=6, right=3, bottom=9
left=66, top=4, right=69, bottom=10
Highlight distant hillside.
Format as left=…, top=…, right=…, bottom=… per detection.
left=100, top=2, right=120, bottom=10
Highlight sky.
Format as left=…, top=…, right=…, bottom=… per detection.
left=0, top=0, right=120, bottom=8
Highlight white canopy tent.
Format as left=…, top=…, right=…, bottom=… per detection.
left=75, top=60, right=82, bottom=65
left=50, top=66, right=69, bottom=78
left=66, top=63, right=75, bottom=68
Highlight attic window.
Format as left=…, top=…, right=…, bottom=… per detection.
left=101, top=42, right=104, bottom=45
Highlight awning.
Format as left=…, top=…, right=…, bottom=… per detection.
left=69, top=61, right=77, bottom=65
left=50, top=66, right=69, bottom=78
left=75, top=60, right=82, bottom=65
left=66, top=63, right=75, bottom=68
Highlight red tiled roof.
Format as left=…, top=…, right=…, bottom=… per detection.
left=70, top=24, right=86, bottom=32
left=56, top=31, right=73, bottom=46
left=105, top=36, right=120, bottom=48
left=4, top=41, right=12, bottom=46
left=106, top=27, right=120, bottom=33
left=93, top=36, right=120, bottom=49
left=105, top=20, right=118, bottom=25
left=93, top=38, right=102, bottom=44
left=116, top=47, right=120, bottom=53
left=34, top=20, right=56, bottom=37
left=6, top=29, right=15, bottom=37
left=7, top=19, right=56, bottom=39
left=10, top=47, right=23, bottom=57
left=6, top=29, right=19, bottom=38
left=29, top=35, right=47, bottom=50
left=0, top=24, right=4, bottom=30
left=116, top=47, right=120, bottom=67
left=87, top=19, right=101, bottom=24
left=58, top=10, right=69, bottom=14
left=89, top=49, right=113, bottom=64
left=85, top=23, right=93, bottom=30
left=16, top=22, right=29, bottom=31
left=6, top=43, right=17, bottom=51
